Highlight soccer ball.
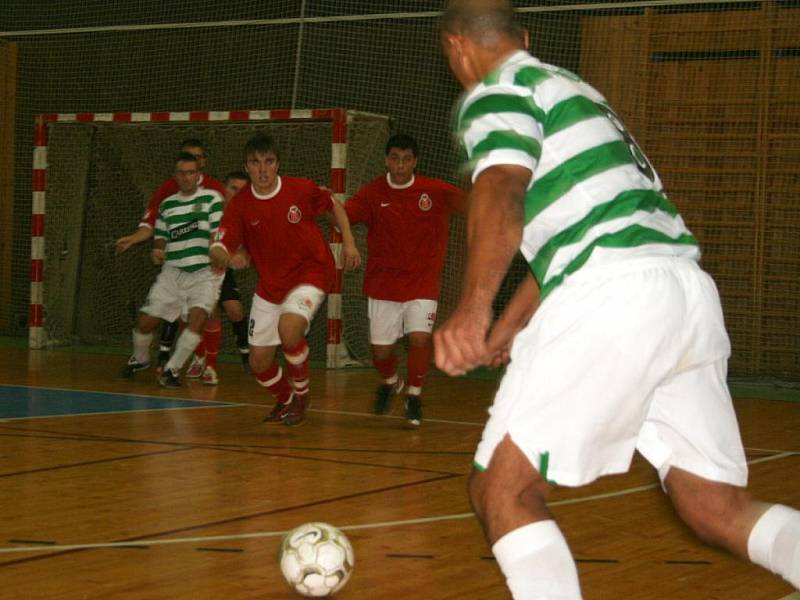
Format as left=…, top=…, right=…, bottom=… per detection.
left=279, top=522, right=354, bottom=597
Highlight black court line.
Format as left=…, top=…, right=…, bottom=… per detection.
left=0, top=424, right=474, bottom=455
left=196, top=547, right=244, bottom=553
left=385, top=553, right=434, bottom=559
left=665, top=560, right=712, bottom=565
left=8, top=539, right=56, bottom=546
left=575, top=558, right=620, bottom=564
left=0, top=472, right=461, bottom=567
left=0, top=448, right=193, bottom=479
left=0, top=425, right=463, bottom=477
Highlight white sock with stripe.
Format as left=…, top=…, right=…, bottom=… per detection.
left=748, top=504, right=800, bottom=588
left=492, top=520, right=582, bottom=600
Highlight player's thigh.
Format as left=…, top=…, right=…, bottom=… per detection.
left=222, top=299, right=244, bottom=323
left=278, top=285, right=326, bottom=337
left=183, top=268, right=223, bottom=316
left=368, top=298, right=404, bottom=345
left=141, top=266, right=183, bottom=323
left=402, top=299, right=437, bottom=336
left=475, top=259, right=692, bottom=487
left=219, top=269, right=242, bottom=306
left=249, top=294, right=281, bottom=347
left=637, top=358, right=748, bottom=487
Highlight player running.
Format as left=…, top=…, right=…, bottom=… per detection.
left=209, top=133, right=360, bottom=426
left=120, top=151, right=224, bottom=387
left=116, top=139, right=226, bottom=372
left=345, top=134, right=463, bottom=426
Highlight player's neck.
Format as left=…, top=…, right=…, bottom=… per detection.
left=387, top=172, right=415, bottom=190
left=252, top=176, right=282, bottom=200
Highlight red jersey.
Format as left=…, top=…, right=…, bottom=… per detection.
left=139, top=174, right=226, bottom=228
left=214, top=176, right=335, bottom=304
left=346, top=174, right=463, bottom=302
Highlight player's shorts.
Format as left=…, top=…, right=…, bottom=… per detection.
left=219, top=269, right=241, bottom=303
left=367, top=298, right=438, bottom=345
left=248, top=285, right=326, bottom=347
left=141, top=265, right=223, bottom=322
left=474, top=257, right=748, bottom=489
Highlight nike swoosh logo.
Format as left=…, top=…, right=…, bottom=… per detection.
left=380, top=202, right=391, bottom=207
left=250, top=220, right=261, bottom=226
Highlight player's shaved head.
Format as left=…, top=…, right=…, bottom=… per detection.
left=440, top=0, right=524, bottom=46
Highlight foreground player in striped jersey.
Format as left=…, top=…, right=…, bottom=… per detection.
left=210, top=133, right=360, bottom=426
left=115, top=139, right=227, bottom=372
left=345, top=134, right=463, bottom=426
left=435, top=1, right=800, bottom=597
left=120, top=152, right=224, bottom=388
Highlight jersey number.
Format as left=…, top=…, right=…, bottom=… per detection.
left=598, top=104, right=656, bottom=183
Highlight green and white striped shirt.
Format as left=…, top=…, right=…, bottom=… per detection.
left=455, top=50, right=700, bottom=300
left=154, top=188, right=224, bottom=272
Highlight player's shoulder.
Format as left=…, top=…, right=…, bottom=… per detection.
left=280, top=175, right=316, bottom=191
left=155, top=177, right=178, bottom=195
left=201, top=175, right=227, bottom=195
left=414, top=174, right=457, bottom=192
left=356, top=175, right=388, bottom=195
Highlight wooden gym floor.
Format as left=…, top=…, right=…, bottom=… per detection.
left=0, top=346, right=798, bottom=599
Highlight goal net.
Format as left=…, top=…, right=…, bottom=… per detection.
left=35, top=110, right=393, bottom=366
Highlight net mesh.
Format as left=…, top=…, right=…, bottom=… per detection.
left=1, top=1, right=799, bottom=382
left=41, top=117, right=389, bottom=364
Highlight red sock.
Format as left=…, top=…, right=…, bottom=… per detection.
left=255, top=362, right=292, bottom=404
left=283, top=339, right=310, bottom=396
left=194, top=337, right=206, bottom=360
left=203, top=318, right=222, bottom=369
left=406, top=342, right=433, bottom=394
left=372, top=351, right=398, bottom=382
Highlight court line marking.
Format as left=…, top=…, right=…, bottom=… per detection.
left=0, top=383, right=234, bottom=405
left=779, top=593, right=800, bottom=600
left=0, top=404, right=239, bottom=423
left=0, top=451, right=795, bottom=556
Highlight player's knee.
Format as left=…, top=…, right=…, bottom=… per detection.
left=671, top=482, right=751, bottom=548
left=224, top=301, right=244, bottom=323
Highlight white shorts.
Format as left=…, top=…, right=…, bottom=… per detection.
left=368, top=298, right=438, bottom=345
left=474, top=257, right=748, bottom=489
left=141, top=265, right=223, bottom=322
left=248, top=285, right=326, bottom=347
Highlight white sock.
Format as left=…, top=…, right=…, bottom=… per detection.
left=132, top=330, right=153, bottom=364
left=492, top=520, right=582, bottom=600
left=165, top=330, right=202, bottom=373
left=747, top=504, right=800, bottom=588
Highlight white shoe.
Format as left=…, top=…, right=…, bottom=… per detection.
left=186, top=355, right=205, bottom=378
left=201, top=365, right=218, bottom=385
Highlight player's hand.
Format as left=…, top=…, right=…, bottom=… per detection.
left=342, top=242, right=361, bottom=271
left=229, top=249, right=249, bottom=270
left=115, top=235, right=135, bottom=254
left=151, top=248, right=166, bottom=265
left=208, top=246, right=230, bottom=272
left=485, top=322, right=517, bottom=368
left=434, top=301, right=492, bottom=376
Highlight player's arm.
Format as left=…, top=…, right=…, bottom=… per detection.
left=209, top=199, right=243, bottom=272
left=485, top=270, right=540, bottom=368
left=434, top=164, right=531, bottom=376
left=327, top=195, right=361, bottom=271
left=115, top=226, right=154, bottom=254
left=116, top=179, right=172, bottom=253
left=151, top=238, right=166, bottom=265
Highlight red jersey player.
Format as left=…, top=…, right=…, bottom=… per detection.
left=209, top=133, right=360, bottom=426
left=115, top=139, right=227, bottom=371
left=345, top=134, right=464, bottom=426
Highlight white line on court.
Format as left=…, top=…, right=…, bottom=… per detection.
left=0, top=404, right=240, bottom=423
left=779, top=593, right=800, bottom=600
left=0, top=450, right=795, bottom=555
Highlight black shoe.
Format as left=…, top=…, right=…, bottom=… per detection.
left=239, top=348, right=251, bottom=373
left=119, top=358, right=150, bottom=380
left=283, top=393, right=309, bottom=427
left=263, top=393, right=294, bottom=424
left=159, top=368, right=181, bottom=388
left=404, top=395, right=422, bottom=426
left=373, top=378, right=404, bottom=415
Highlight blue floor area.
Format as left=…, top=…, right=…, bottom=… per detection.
left=0, top=384, right=232, bottom=420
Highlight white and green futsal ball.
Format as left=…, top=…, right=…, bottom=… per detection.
left=280, top=522, right=354, bottom=597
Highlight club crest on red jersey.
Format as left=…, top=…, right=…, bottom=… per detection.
left=287, top=205, right=302, bottom=223
left=418, top=193, right=432, bottom=211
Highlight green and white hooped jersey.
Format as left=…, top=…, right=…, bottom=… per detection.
left=154, top=189, right=224, bottom=272
left=455, top=50, right=700, bottom=300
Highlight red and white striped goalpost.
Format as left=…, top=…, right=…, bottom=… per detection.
left=31, top=108, right=368, bottom=368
